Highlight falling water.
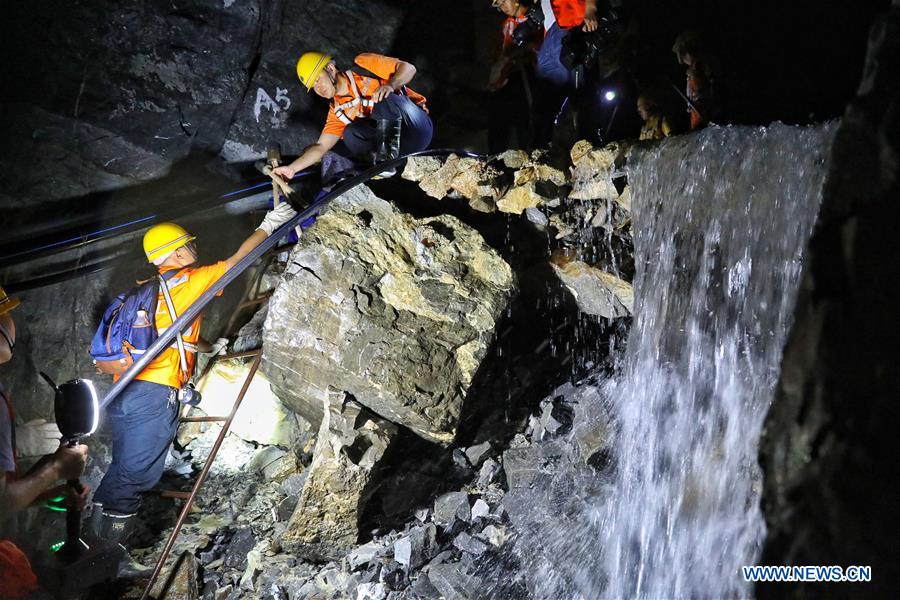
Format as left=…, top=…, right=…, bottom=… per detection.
left=507, top=123, right=837, bottom=599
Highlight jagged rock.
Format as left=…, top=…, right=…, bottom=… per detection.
left=281, top=398, right=399, bottom=561
left=503, top=441, right=566, bottom=491
left=478, top=524, right=510, bottom=547
left=276, top=495, right=298, bottom=522
left=394, top=523, right=437, bottom=569
left=514, top=161, right=567, bottom=188
left=281, top=473, right=307, bottom=497
left=433, top=492, right=471, bottom=527
left=263, top=185, right=515, bottom=444
left=357, top=582, right=388, bottom=600
left=401, top=155, right=444, bottom=183
left=224, top=528, right=256, bottom=569
left=348, top=540, right=389, bottom=570
left=551, top=261, right=633, bottom=319
left=470, top=499, right=490, bottom=520
left=494, top=149, right=528, bottom=169
left=496, top=182, right=545, bottom=214
left=452, top=532, right=489, bottom=556
left=569, top=140, right=631, bottom=202
left=464, top=442, right=492, bottom=467
left=476, top=458, right=503, bottom=489
left=425, top=563, right=484, bottom=600
left=239, top=542, right=268, bottom=590
left=410, top=154, right=505, bottom=212
left=571, top=386, right=613, bottom=468
left=525, top=207, right=549, bottom=228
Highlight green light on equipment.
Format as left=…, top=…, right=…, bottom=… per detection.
left=50, top=495, right=65, bottom=503
left=46, top=505, right=67, bottom=512
left=50, top=540, right=65, bottom=552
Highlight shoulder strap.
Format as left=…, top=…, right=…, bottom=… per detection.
left=158, top=273, right=190, bottom=375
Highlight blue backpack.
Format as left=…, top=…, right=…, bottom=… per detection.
left=89, top=270, right=179, bottom=376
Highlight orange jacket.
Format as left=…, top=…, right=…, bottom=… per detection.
left=551, top=0, right=586, bottom=28
left=322, top=53, right=428, bottom=139
left=131, top=262, right=226, bottom=389
left=0, top=540, right=39, bottom=600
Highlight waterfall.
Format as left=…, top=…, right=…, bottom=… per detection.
left=508, top=123, right=837, bottom=599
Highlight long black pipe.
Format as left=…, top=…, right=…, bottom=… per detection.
left=98, top=148, right=478, bottom=410
left=0, top=171, right=313, bottom=268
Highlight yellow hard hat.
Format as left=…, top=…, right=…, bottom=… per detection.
left=296, top=51, right=332, bottom=91
left=0, top=285, right=20, bottom=316
left=143, top=223, right=196, bottom=265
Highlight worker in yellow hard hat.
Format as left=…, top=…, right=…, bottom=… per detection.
left=90, top=202, right=296, bottom=578
left=273, top=50, right=433, bottom=180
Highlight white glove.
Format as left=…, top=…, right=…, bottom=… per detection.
left=257, top=203, right=298, bottom=236
left=16, top=419, right=62, bottom=457
left=203, top=337, right=229, bottom=357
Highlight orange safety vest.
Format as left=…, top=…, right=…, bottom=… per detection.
left=551, top=0, right=586, bottom=28
left=124, top=262, right=227, bottom=389
left=322, top=53, right=428, bottom=139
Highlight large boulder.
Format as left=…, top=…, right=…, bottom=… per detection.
left=280, top=396, right=398, bottom=561
left=262, top=185, right=515, bottom=444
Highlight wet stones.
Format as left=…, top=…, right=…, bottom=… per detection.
left=551, top=260, right=634, bottom=319
left=432, top=492, right=471, bottom=528
left=393, top=524, right=438, bottom=569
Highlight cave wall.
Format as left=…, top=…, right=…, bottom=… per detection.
left=759, top=4, right=900, bottom=598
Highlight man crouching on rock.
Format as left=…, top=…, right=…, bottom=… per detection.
left=273, top=51, right=433, bottom=181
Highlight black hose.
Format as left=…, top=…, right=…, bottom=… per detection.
left=0, top=171, right=314, bottom=268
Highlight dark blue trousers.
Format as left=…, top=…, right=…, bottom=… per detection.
left=340, top=93, right=433, bottom=158
left=93, top=380, right=179, bottom=515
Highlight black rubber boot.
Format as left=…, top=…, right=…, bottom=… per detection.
left=92, top=511, right=152, bottom=580
left=373, top=117, right=402, bottom=178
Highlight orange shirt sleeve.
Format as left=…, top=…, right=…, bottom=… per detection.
left=322, top=109, right=347, bottom=138
left=354, top=53, right=401, bottom=80
left=180, top=261, right=227, bottom=308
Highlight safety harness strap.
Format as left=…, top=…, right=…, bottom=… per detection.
left=333, top=74, right=377, bottom=125
left=157, top=275, right=191, bottom=375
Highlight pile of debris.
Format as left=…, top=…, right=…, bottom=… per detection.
left=132, top=374, right=611, bottom=600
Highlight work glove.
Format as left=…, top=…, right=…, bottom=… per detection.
left=257, top=202, right=298, bottom=236
left=16, top=419, right=61, bottom=457
left=202, top=337, right=229, bottom=357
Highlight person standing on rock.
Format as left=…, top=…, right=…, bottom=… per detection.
left=272, top=51, right=433, bottom=181
left=90, top=204, right=296, bottom=578
left=0, top=286, right=90, bottom=599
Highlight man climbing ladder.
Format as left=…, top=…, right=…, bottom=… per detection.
left=273, top=51, right=433, bottom=180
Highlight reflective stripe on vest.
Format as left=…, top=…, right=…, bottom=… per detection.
left=333, top=74, right=376, bottom=125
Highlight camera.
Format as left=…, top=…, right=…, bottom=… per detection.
left=512, top=5, right=544, bottom=47
left=177, top=383, right=202, bottom=406
left=560, top=9, right=622, bottom=70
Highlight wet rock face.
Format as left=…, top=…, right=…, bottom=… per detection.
left=281, top=397, right=398, bottom=561
left=759, top=8, right=900, bottom=599
left=262, top=185, right=515, bottom=444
